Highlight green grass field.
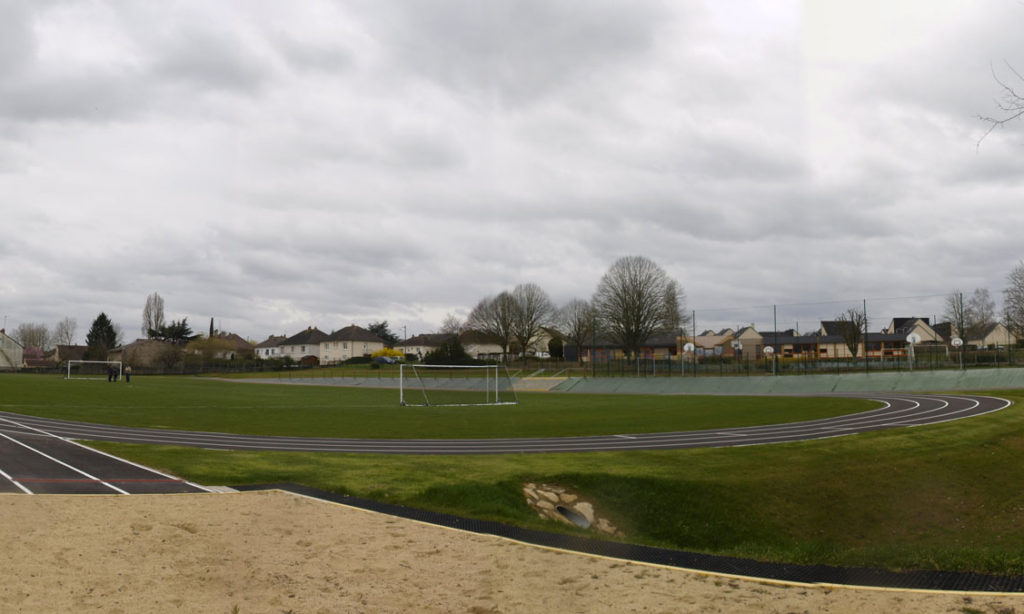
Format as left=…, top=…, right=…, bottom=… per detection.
left=4, top=373, right=1024, bottom=575
left=0, top=374, right=870, bottom=438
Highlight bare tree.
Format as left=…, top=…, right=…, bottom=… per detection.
left=14, top=322, right=50, bottom=350
left=979, top=62, right=1024, bottom=144
left=592, top=255, right=684, bottom=359
left=52, top=317, right=78, bottom=346
left=944, top=288, right=997, bottom=341
left=1004, top=262, right=1024, bottom=338
left=510, top=283, right=554, bottom=362
left=142, top=292, right=165, bottom=337
left=466, top=292, right=517, bottom=362
left=558, top=298, right=595, bottom=365
left=439, top=313, right=463, bottom=336
left=834, top=308, right=866, bottom=358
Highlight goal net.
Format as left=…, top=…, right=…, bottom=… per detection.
left=66, top=360, right=122, bottom=380
left=400, top=364, right=518, bottom=407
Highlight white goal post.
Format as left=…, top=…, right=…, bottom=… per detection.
left=399, top=364, right=518, bottom=407
left=66, top=360, right=122, bottom=380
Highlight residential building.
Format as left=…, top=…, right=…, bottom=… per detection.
left=395, top=333, right=452, bottom=361
left=278, top=327, right=329, bottom=363
left=320, top=325, right=385, bottom=364
left=459, top=330, right=503, bottom=360
left=254, top=335, right=286, bottom=359
left=0, top=329, right=24, bottom=370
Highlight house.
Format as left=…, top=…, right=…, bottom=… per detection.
left=53, top=344, right=87, bottom=365
left=0, top=329, right=24, bottom=370
left=253, top=335, right=286, bottom=359
left=108, top=339, right=182, bottom=369
left=320, top=325, right=385, bottom=364
left=731, top=326, right=765, bottom=360
left=886, top=317, right=943, bottom=344
left=693, top=328, right=735, bottom=357
left=207, top=332, right=254, bottom=360
left=574, top=331, right=682, bottom=362
left=969, top=322, right=1016, bottom=349
left=395, top=333, right=453, bottom=361
left=278, top=327, right=329, bottom=363
left=459, top=330, right=504, bottom=360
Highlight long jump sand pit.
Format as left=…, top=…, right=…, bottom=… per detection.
left=0, top=490, right=1021, bottom=613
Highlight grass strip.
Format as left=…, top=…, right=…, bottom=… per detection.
left=88, top=389, right=1024, bottom=576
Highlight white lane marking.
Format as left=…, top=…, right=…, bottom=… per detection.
left=0, top=415, right=211, bottom=493
left=0, top=432, right=129, bottom=495
left=0, top=466, right=33, bottom=494
left=613, top=434, right=637, bottom=439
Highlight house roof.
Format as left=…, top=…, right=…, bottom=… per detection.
left=212, top=332, right=253, bottom=351
left=254, top=335, right=286, bottom=349
left=280, top=327, right=329, bottom=346
left=459, top=329, right=501, bottom=345
left=397, top=333, right=453, bottom=347
left=891, top=317, right=930, bottom=333
left=326, top=325, right=385, bottom=344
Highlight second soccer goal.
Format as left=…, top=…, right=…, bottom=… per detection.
left=399, top=364, right=518, bottom=407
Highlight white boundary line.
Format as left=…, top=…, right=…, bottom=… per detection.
left=0, top=466, right=32, bottom=494
left=0, top=431, right=129, bottom=495
left=0, top=415, right=212, bottom=494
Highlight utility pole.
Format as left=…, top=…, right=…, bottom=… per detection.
left=864, top=299, right=869, bottom=375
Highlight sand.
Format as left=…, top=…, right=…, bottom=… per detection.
left=0, top=490, right=1021, bottom=613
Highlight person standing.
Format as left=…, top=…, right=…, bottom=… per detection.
left=107, top=365, right=114, bottom=383
left=125, top=365, right=132, bottom=384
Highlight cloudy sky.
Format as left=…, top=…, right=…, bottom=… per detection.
left=2, top=0, right=1023, bottom=344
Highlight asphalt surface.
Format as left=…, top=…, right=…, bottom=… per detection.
left=0, top=415, right=209, bottom=495
left=0, top=392, right=1011, bottom=462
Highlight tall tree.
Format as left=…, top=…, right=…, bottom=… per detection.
left=510, top=283, right=554, bottom=362
left=1004, top=263, right=1024, bottom=338
left=14, top=323, right=50, bottom=350
left=148, top=318, right=194, bottom=345
left=592, top=255, right=684, bottom=359
left=979, top=62, right=1024, bottom=143
left=466, top=291, right=517, bottom=362
left=558, top=298, right=596, bottom=365
left=85, top=313, right=118, bottom=360
left=438, top=313, right=463, bottom=336
left=834, top=308, right=866, bottom=358
left=142, top=292, right=166, bottom=337
left=944, top=288, right=997, bottom=341
left=367, top=321, right=399, bottom=346
left=52, top=317, right=78, bottom=346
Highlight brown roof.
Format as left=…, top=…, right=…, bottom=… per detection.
left=280, top=327, right=329, bottom=346
left=326, top=325, right=385, bottom=344
left=254, top=335, right=286, bottom=349
left=213, top=332, right=254, bottom=351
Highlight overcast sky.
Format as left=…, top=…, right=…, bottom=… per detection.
left=2, top=0, right=1023, bottom=344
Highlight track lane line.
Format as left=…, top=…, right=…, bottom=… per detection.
left=0, top=432, right=130, bottom=495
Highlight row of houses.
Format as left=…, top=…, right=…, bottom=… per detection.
left=4, top=315, right=1016, bottom=371
left=564, top=317, right=1017, bottom=363
left=686, top=317, right=1016, bottom=362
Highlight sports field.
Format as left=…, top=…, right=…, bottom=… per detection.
left=4, top=373, right=1024, bottom=575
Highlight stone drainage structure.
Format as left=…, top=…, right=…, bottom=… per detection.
left=522, top=482, right=621, bottom=536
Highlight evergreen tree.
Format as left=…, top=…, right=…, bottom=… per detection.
left=85, top=312, right=118, bottom=360
left=367, top=321, right=399, bottom=346
left=423, top=336, right=476, bottom=365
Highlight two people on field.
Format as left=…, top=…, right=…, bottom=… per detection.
left=107, top=365, right=132, bottom=383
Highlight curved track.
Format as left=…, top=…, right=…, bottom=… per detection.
left=0, top=393, right=1011, bottom=455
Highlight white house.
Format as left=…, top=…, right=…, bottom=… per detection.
left=320, top=325, right=385, bottom=364
left=277, top=327, right=329, bottom=363
left=0, top=329, right=25, bottom=370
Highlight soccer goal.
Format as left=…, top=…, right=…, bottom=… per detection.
left=66, top=360, right=122, bottom=380
left=399, top=364, right=518, bottom=407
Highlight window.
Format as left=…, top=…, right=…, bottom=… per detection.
left=343, top=342, right=348, bottom=349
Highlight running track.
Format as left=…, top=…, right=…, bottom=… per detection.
left=0, top=393, right=1011, bottom=477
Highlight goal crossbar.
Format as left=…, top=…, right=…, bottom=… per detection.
left=399, top=364, right=518, bottom=407
left=66, top=360, right=122, bottom=380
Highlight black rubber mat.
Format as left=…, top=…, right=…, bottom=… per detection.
left=234, top=482, right=1024, bottom=593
